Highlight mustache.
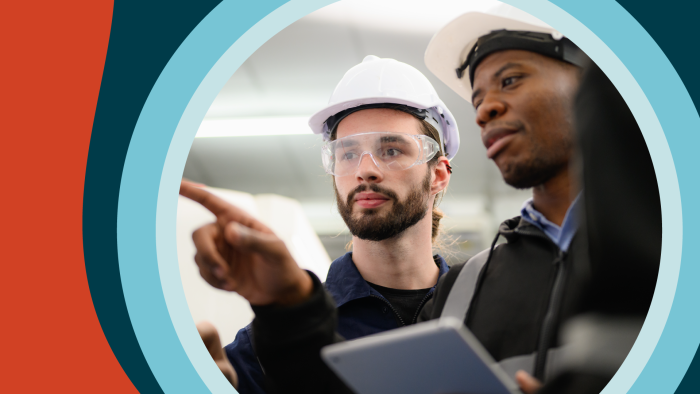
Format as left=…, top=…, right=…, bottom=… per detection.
left=483, top=119, right=525, bottom=131
left=346, top=183, right=398, bottom=206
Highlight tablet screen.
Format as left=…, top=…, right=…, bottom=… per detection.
left=322, top=317, right=520, bottom=394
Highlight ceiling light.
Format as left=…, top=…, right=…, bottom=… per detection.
left=195, top=116, right=313, bottom=138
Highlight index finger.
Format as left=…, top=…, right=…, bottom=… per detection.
left=180, top=180, right=233, bottom=217
left=180, top=180, right=272, bottom=233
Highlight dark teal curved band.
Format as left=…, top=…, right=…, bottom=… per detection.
left=84, top=1, right=222, bottom=392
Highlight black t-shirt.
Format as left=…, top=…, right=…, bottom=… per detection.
left=367, top=281, right=431, bottom=326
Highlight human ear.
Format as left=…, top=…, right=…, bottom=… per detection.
left=430, top=156, right=451, bottom=195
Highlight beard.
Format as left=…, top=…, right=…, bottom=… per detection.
left=501, top=153, right=569, bottom=189
left=335, top=171, right=432, bottom=242
left=500, top=132, right=573, bottom=189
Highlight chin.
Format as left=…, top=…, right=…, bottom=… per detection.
left=503, top=176, right=536, bottom=190
left=355, top=209, right=375, bottom=216
left=500, top=162, right=561, bottom=190
left=495, top=163, right=517, bottom=187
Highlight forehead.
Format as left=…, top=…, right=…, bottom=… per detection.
left=336, top=108, right=421, bottom=140
left=472, top=49, right=553, bottom=84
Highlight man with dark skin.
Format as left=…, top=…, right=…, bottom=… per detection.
left=419, top=11, right=591, bottom=388
left=438, top=48, right=581, bottom=393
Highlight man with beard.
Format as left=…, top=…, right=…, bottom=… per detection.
left=180, top=55, right=460, bottom=393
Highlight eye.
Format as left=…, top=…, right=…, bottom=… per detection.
left=383, top=148, right=403, bottom=158
left=340, top=151, right=359, bottom=161
left=502, top=75, right=520, bottom=88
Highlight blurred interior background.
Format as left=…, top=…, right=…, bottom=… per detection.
left=178, top=0, right=533, bottom=344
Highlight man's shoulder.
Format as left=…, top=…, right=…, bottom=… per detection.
left=439, top=247, right=492, bottom=290
left=224, top=324, right=267, bottom=393
left=498, top=215, right=526, bottom=234
left=324, top=252, right=356, bottom=287
left=438, top=260, right=468, bottom=292
left=326, top=252, right=355, bottom=277
left=428, top=243, right=506, bottom=318
left=324, top=252, right=373, bottom=307
left=224, top=324, right=253, bottom=352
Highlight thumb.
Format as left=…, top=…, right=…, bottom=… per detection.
left=224, top=222, right=290, bottom=260
left=515, top=370, right=542, bottom=394
left=196, top=321, right=225, bottom=360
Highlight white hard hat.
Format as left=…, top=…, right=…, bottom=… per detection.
left=425, top=4, right=585, bottom=103
left=309, top=55, right=460, bottom=160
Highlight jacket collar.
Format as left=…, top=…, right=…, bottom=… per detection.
left=499, top=215, right=579, bottom=249
left=324, top=252, right=450, bottom=307
left=499, top=215, right=543, bottom=241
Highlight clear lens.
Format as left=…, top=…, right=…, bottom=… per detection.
left=321, top=132, right=439, bottom=176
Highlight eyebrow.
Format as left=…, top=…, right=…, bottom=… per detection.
left=379, top=135, right=408, bottom=144
left=471, top=62, right=524, bottom=103
left=336, top=139, right=358, bottom=151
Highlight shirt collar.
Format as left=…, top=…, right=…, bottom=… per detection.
left=324, top=252, right=449, bottom=307
left=520, top=192, right=582, bottom=252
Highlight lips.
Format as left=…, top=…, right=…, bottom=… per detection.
left=354, top=192, right=390, bottom=209
left=482, top=127, right=519, bottom=159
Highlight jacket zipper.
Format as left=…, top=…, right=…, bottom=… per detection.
left=370, top=294, right=406, bottom=326
left=410, top=290, right=435, bottom=324
left=533, top=249, right=567, bottom=381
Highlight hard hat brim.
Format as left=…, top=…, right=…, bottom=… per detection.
left=425, top=12, right=557, bottom=104
left=308, top=96, right=438, bottom=137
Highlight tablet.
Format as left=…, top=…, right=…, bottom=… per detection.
left=321, top=317, right=520, bottom=394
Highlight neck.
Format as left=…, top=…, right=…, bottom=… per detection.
left=531, top=165, right=580, bottom=226
left=350, top=212, right=439, bottom=290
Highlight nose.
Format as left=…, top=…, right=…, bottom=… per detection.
left=355, top=152, right=383, bottom=183
left=475, top=92, right=506, bottom=128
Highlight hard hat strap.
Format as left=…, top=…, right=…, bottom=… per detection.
left=324, top=104, right=447, bottom=154
left=455, top=30, right=589, bottom=86
left=326, top=104, right=424, bottom=134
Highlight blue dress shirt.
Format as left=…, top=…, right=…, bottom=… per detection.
left=520, top=193, right=582, bottom=252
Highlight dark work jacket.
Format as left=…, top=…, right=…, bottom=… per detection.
left=537, top=61, right=661, bottom=394
left=420, top=216, right=589, bottom=381
left=226, top=252, right=449, bottom=393
left=253, top=217, right=588, bottom=393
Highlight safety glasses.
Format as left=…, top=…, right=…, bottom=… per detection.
left=321, top=132, right=440, bottom=177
